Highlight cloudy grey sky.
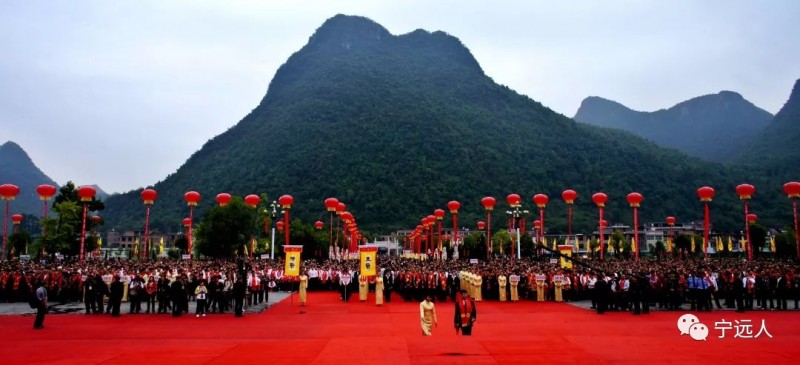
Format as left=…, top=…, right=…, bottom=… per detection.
left=1, top=1, right=798, bottom=194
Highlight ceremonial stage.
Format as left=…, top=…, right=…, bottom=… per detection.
left=1, top=292, right=798, bottom=364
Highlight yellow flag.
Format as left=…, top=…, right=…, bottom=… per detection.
left=666, top=236, right=672, bottom=253
left=741, top=236, right=747, bottom=251
left=631, top=238, right=636, bottom=253
left=159, top=237, right=164, bottom=254
left=551, top=238, right=557, bottom=250
left=608, top=237, right=615, bottom=252
left=716, top=237, right=723, bottom=252
left=690, top=236, right=696, bottom=253
left=770, top=236, right=776, bottom=253
left=134, top=238, right=139, bottom=256
left=359, top=245, right=378, bottom=278
left=284, top=245, right=303, bottom=277
left=727, top=236, right=733, bottom=252
left=98, top=237, right=103, bottom=248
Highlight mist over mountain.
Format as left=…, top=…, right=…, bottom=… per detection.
left=573, top=92, right=773, bottom=163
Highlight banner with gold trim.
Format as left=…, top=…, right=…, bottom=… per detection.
left=284, top=245, right=303, bottom=277
left=359, top=245, right=378, bottom=278
left=558, top=245, right=573, bottom=269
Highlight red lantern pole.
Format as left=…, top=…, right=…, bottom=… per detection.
left=627, top=193, right=643, bottom=262
left=482, top=197, right=496, bottom=260
left=563, top=190, right=577, bottom=245
left=77, top=185, right=96, bottom=263
left=141, top=189, right=157, bottom=262
left=783, top=182, right=800, bottom=259
left=38, top=185, right=55, bottom=257
left=448, top=201, right=460, bottom=255
left=592, top=193, right=607, bottom=261
left=697, top=187, right=715, bottom=260
left=279, top=195, right=294, bottom=246
left=1, top=200, right=7, bottom=260
left=0, top=184, right=21, bottom=261
left=736, top=184, right=755, bottom=261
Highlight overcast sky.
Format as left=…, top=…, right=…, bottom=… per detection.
left=1, top=1, right=798, bottom=194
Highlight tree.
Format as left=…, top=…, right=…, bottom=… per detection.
left=195, top=198, right=253, bottom=257
left=174, top=235, right=188, bottom=252
left=492, top=230, right=511, bottom=257
left=749, top=224, right=767, bottom=257
left=36, top=181, right=105, bottom=257
left=774, top=229, right=797, bottom=257
left=8, top=231, right=31, bottom=257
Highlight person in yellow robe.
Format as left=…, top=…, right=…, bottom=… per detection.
left=375, top=275, right=384, bottom=306
left=498, top=275, right=508, bottom=301
left=299, top=274, right=308, bottom=306
left=358, top=274, right=368, bottom=301
left=419, top=295, right=438, bottom=336
left=474, top=275, right=483, bottom=301
left=510, top=275, right=519, bottom=301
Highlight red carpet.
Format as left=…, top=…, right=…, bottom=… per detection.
left=1, top=293, right=798, bottom=364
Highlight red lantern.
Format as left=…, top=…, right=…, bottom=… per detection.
left=184, top=191, right=201, bottom=206
left=182, top=217, right=192, bottom=227
left=315, top=221, right=324, bottom=230
left=278, top=195, right=294, bottom=209
left=477, top=221, right=485, bottom=230
left=561, top=190, right=577, bottom=204
left=784, top=181, right=800, bottom=260
left=36, top=184, right=57, bottom=200
left=11, top=214, right=23, bottom=224
left=697, top=186, right=715, bottom=202
left=276, top=220, right=284, bottom=231
left=336, top=202, right=346, bottom=214
left=481, top=197, right=496, bottom=211
left=666, top=216, right=676, bottom=225
left=747, top=214, right=757, bottom=223
left=591, top=192, right=607, bottom=207
left=600, top=219, right=608, bottom=228
left=91, top=215, right=101, bottom=224
left=447, top=201, right=461, bottom=214
left=506, top=194, right=521, bottom=207
left=216, top=193, right=232, bottom=206
left=626, top=192, right=643, bottom=207
left=426, top=215, right=436, bottom=226
left=0, top=184, right=20, bottom=200
left=533, top=194, right=549, bottom=208
left=434, top=209, right=445, bottom=220
left=341, top=211, right=354, bottom=223
left=325, top=197, right=339, bottom=212
left=77, top=185, right=96, bottom=202
left=244, top=194, right=261, bottom=208
left=784, top=182, right=800, bottom=198
left=736, top=184, right=756, bottom=200
left=141, top=188, right=157, bottom=205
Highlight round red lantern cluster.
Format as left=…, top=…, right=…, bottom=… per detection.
left=434, top=209, right=445, bottom=220
left=783, top=182, right=800, bottom=198
left=11, top=214, right=23, bottom=224
left=0, top=184, right=20, bottom=200
left=325, top=197, right=339, bottom=212
left=736, top=184, right=756, bottom=200
left=561, top=190, right=577, bottom=204
left=666, top=216, right=676, bottom=225
left=447, top=201, right=461, bottom=214
left=477, top=221, right=485, bottom=230
left=278, top=195, right=294, bottom=209
left=314, top=221, right=324, bottom=230
left=697, top=186, right=715, bottom=202
left=533, top=194, right=549, bottom=208
left=506, top=194, right=521, bottom=208
left=626, top=192, right=643, bottom=207
left=481, top=197, right=496, bottom=211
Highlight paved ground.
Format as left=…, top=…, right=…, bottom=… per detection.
left=0, top=291, right=291, bottom=316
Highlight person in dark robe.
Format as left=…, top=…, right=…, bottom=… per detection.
left=109, top=276, right=124, bottom=317
left=594, top=273, right=609, bottom=314
left=233, top=277, right=246, bottom=317
left=170, top=275, right=187, bottom=317
left=454, top=290, right=477, bottom=336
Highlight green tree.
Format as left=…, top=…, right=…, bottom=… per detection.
left=195, top=198, right=253, bottom=257
left=749, top=224, right=767, bottom=257
left=8, top=231, right=31, bottom=257
left=492, top=230, right=511, bottom=256
left=38, top=182, right=105, bottom=257
left=774, top=229, right=797, bottom=257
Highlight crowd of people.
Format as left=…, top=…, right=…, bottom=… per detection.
left=2, top=255, right=799, bottom=320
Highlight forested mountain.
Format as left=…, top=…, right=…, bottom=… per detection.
left=103, top=15, right=781, bottom=235
left=735, top=79, right=800, bottom=179
left=573, top=92, right=773, bottom=163
left=0, top=141, right=59, bottom=216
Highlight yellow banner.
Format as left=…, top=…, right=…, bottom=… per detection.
left=558, top=245, right=573, bottom=269
left=359, top=245, right=378, bottom=278
left=284, top=245, right=303, bottom=277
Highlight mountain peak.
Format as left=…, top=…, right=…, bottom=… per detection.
left=308, top=14, right=391, bottom=50
left=0, top=140, right=35, bottom=165
left=785, top=78, right=800, bottom=108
